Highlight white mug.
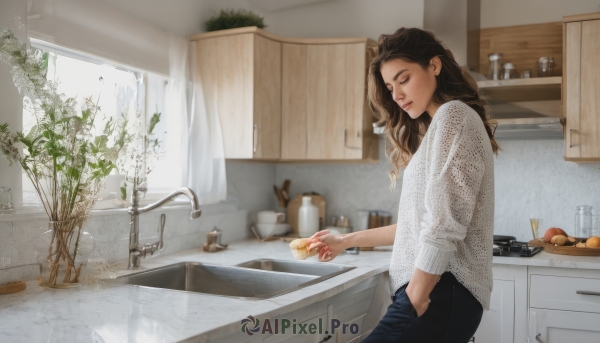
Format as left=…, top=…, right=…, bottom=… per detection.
left=257, top=211, right=285, bottom=224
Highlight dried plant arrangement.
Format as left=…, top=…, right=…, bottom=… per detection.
left=0, top=28, right=117, bottom=286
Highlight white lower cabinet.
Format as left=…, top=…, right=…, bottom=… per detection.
left=528, top=308, right=600, bottom=343
left=472, top=279, right=515, bottom=343
left=527, top=267, right=600, bottom=343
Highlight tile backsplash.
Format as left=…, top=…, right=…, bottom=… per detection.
left=273, top=137, right=600, bottom=242
left=0, top=203, right=247, bottom=284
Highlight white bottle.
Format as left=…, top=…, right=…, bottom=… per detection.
left=298, top=196, right=319, bottom=238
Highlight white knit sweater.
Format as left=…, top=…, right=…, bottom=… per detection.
left=389, top=100, right=495, bottom=310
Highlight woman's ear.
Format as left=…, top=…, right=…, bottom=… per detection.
left=430, top=56, right=442, bottom=76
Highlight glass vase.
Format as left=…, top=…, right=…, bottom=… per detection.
left=33, top=220, right=95, bottom=288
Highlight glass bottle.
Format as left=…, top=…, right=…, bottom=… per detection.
left=574, top=205, right=593, bottom=238
left=487, top=53, right=503, bottom=80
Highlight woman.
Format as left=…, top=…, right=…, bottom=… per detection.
left=307, top=27, right=500, bottom=342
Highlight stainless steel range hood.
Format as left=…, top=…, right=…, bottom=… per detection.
left=373, top=0, right=564, bottom=140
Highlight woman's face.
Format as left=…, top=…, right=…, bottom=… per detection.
left=380, top=57, right=441, bottom=119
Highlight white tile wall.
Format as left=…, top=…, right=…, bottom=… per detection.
left=275, top=137, right=600, bottom=242
left=0, top=203, right=247, bottom=284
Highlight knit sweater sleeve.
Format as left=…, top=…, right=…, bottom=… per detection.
left=414, top=102, right=486, bottom=275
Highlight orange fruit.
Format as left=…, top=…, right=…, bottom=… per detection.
left=586, top=236, right=600, bottom=248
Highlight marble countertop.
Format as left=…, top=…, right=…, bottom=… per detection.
left=2, top=239, right=600, bottom=343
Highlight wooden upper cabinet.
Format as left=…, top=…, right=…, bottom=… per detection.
left=281, top=41, right=378, bottom=161
left=563, top=13, right=600, bottom=162
left=192, top=31, right=281, bottom=160
left=192, top=27, right=378, bottom=162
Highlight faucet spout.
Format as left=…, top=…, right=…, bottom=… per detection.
left=137, top=187, right=202, bottom=219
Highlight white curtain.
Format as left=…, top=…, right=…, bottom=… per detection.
left=164, top=35, right=190, bottom=189
left=187, top=41, right=227, bottom=205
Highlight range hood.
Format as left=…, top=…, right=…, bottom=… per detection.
left=373, top=0, right=564, bottom=140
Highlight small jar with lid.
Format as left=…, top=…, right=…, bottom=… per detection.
left=487, top=53, right=503, bottom=80
left=500, top=63, right=517, bottom=80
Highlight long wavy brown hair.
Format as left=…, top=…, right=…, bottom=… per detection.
left=368, top=27, right=500, bottom=188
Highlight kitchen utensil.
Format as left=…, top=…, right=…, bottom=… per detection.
left=273, top=186, right=286, bottom=208
left=537, top=57, right=554, bottom=77
left=487, top=53, right=503, bottom=80
left=287, top=193, right=326, bottom=235
left=500, top=63, right=517, bottom=80
left=257, top=211, right=285, bottom=224
left=575, top=205, right=593, bottom=238
left=282, top=179, right=291, bottom=195
left=256, top=223, right=290, bottom=239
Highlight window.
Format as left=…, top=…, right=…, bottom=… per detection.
left=22, top=41, right=178, bottom=200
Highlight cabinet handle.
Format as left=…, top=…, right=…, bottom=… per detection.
left=577, top=290, right=600, bottom=296
left=344, top=129, right=361, bottom=150
left=535, top=333, right=543, bottom=343
left=318, top=334, right=332, bottom=343
left=569, top=128, right=579, bottom=148
left=253, top=124, right=258, bottom=153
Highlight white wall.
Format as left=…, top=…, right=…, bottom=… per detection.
left=481, top=0, right=600, bottom=28
left=265, top=0, right=424, bottom=39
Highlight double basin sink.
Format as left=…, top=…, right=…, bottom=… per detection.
left=106, top=259, right=355, bottom=300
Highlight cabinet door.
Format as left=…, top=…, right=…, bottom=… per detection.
left=306, top=44, right=347, bottom=160
left=344, top=43, right=367, bottom=159
left=281, top=43, right=308, bottom=159
left=579, top=19, right=600, bottom=159
left=196, top=33, right=254, bottom=159
left=328, top=286, right=376, bottom=342
left=564, top=21, right=581, bottom=159
left=529, top=308, right=600, bottom=343
left=254, top=35, right=281, bottom=159
left=472, top=280, right=514, bottom=343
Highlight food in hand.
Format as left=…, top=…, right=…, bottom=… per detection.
left=576, top=242, right=587, bottom=248
left=550, top=235, right=568, bottom=246
left=544, top=227, right=568, bottom=243
left=586, top=236, right=600, bottom=248
left=289, top=238, right=318, bottom=260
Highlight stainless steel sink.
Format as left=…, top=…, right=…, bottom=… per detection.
left=106, top=262, right=318, bottom=299
left=236, top=259, right=355, bottom=278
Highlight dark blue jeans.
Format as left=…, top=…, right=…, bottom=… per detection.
left=362, top=272, right=483, bottom=343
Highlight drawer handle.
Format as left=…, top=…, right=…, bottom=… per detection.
left=569, top=128, right=579, bottom=148
left=535, top=333, right=543, bottom=343
left=577, top=290, right=600, bottom=296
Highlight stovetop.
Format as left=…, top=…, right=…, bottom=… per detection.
left=493, top=235, right=542, bottom=257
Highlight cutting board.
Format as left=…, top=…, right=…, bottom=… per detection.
left=287, top=193, right=326, bottom=235
left=529, top=238, right=600, bottom=256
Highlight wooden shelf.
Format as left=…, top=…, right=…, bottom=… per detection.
left=477, top=76, right=562, bottom=102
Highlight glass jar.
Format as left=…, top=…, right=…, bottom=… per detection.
left=574, top=205, right=593, bottom=238
left=487, top=53, right=503, bottom=80
left=33, top=220, right=95, bottom=288
left=0, top=187, right=14, bottom=213
left=537, top=57, right=555, bottom=77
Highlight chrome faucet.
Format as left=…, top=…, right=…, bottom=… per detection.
left=128, top=186, right=202, bottom=268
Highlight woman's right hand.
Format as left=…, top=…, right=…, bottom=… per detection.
left=306, top=230, right=347, bottom=262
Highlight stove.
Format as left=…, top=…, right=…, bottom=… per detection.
left=493, top=235, right=542, bottom=257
